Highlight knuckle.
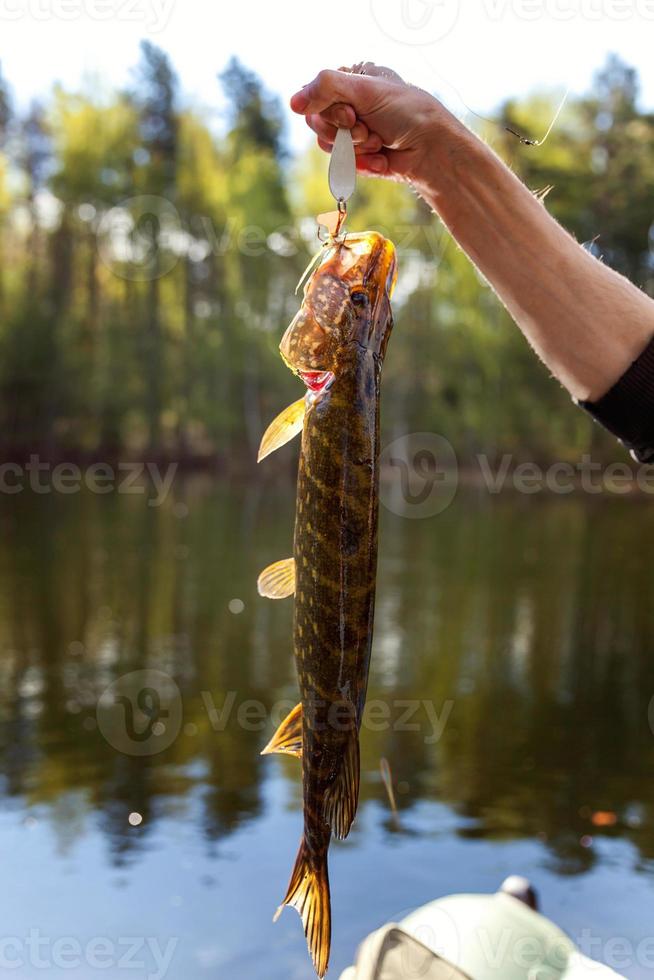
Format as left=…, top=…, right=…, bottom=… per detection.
left=315, top=69, right=342, bottom=96
left=315, top=69, right=332, bottom=88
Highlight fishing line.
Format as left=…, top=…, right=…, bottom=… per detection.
left=379, top=757, right=400, bottom=830
left=504, top=86, right=570, bottom=146
left=418, top=52, right=569, bottom=147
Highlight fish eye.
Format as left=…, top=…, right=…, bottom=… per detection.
left=350, top=290, right=367, bottom=306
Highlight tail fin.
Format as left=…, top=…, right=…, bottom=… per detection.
left=274, top=837, right=331, bottom=977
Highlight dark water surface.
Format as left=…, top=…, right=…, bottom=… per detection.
left=0, top=479, right=653, bottom=978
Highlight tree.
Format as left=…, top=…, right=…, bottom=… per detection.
left=19, top=101, right=51, bottom=296
left=219, top=57, right=286, bottom=160
left=133, top=41, right=179, bottom=451
left=498, top=55, right=654, bottom=289
left=0, top=63, right=12, bottom=311
left=0, top=60, right=11, bottom=146
left=581, top=54, right=654, bottom=285
left=216, top=60, right=296, bottom=457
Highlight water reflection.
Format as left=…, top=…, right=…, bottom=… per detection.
left=0, top=481, right=653, bottom=886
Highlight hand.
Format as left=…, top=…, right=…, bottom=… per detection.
left=290, top=63, right=449, bottom=183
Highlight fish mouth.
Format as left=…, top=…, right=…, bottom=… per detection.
left=298, top=370, right=334, bottom=394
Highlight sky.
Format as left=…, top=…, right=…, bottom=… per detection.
left=1, top=0, right=653, bottom=152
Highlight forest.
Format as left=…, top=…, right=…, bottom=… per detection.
left=0, top=46, right=652, bottom=467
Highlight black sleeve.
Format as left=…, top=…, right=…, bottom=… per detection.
left=578, top=335, right=654, bottom=464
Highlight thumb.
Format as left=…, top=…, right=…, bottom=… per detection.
left=290, top=69, right=383, bottom=117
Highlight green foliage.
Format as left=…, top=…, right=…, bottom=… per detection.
left=498, top=55, right=654, bottom=288
left=50, top=90, right=138, bottom=204
left=0, top=52, right=649, bottom=465
left=0, top=61, right=11, bottom=145
left=219, top=57, right=286, bottom=160
left=134, top=41, right=178, bottom=194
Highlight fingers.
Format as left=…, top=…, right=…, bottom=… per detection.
left=344, top=62, right=405, bottom=85
left=308, top=115, right=381, bottom=153
left=294, top=66, right=404, bottom=179
left=307, top=113, right=368, bottom=145
left=290, top=69, right=379, bottom=116
left=355, top=153, right=389, bottom=175
left=315, top=130, right=383, bottom=156
left=316, top=137, right=389, bottom=174
left=321, top=102, right=356, bottom=129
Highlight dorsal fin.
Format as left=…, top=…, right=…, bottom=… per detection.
left=323, top=730, right=360, bottom=839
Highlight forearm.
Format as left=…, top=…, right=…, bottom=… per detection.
left=411, top=110, right=654, bottom=402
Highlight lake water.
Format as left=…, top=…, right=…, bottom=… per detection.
left=0, top=478, right=653, bottom=979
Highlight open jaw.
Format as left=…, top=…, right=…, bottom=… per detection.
left=298, top=370, right=334, bottom=394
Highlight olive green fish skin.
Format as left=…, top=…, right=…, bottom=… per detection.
left=295, top=335, right=391, bottom=863
left=269, top=232, right=396, bottom=975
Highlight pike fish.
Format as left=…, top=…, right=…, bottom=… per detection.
left=257, top=230, right=397, bottom=977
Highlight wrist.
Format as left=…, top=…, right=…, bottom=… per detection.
left=407, top=100, right=490, bottom=203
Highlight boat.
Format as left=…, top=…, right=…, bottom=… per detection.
left=339, top=876, right=622, bottom=979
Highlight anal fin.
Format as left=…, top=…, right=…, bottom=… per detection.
left=261, top=702, right=302, bottom=758
left=323, top=730, right=360, bottom=840
left=257, top=557, right=295, bottom=599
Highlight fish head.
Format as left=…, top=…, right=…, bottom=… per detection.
left=279, top=232, right=397, bottom=392
left=334, top=231, right=397, bottom=359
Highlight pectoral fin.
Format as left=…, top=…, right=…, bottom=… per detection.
left=257, top=397, right=305, bottom=462
left=261, top=702, right=302, bottom=758
left=257, top=557, right=295, bottom=599
left=323, top=730, right=360, bottom=840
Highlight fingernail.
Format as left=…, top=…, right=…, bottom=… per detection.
left=334, top=108, right=350, bottom=127
left=369, top=157, right=385, bottom=173
left=364, top=136, right=382, bottom=153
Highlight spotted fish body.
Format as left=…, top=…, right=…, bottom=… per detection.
left=257, top=232, right=397, bottom=977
